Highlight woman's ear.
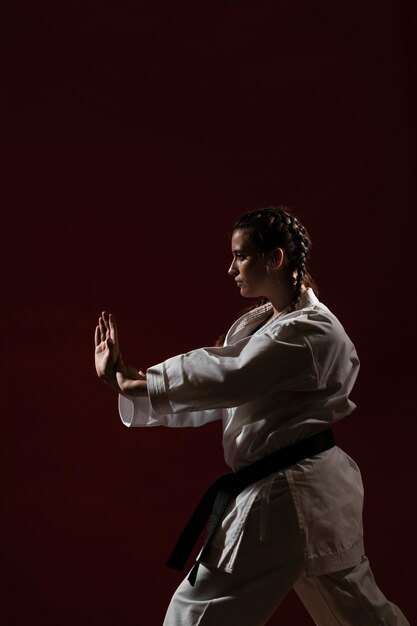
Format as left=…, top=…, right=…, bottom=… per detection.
left=268, top=247, right=285, bottom=270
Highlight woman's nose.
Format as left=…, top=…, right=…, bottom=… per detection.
left=228, top=261, right=237, bottom=276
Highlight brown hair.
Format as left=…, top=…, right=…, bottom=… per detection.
left=232, top=205, right=318, bottom=311
left=214, top=205, right=318, bottom=346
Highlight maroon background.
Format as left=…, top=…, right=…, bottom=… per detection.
left=2, top=1, right=415, bottom=624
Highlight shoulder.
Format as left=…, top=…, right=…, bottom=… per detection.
left=268, top=299, right=353, bottom=350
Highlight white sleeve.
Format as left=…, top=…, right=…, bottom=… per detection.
left=146, top=328, right=318, bottom=416
left=118, top=393, right=222, bottom=428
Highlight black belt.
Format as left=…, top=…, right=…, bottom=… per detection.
left=166, top=428, right=336, bottom=585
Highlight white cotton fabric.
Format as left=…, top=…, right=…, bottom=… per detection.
left=162, top=474, right=409, bottom=626
left=118, top=289, right=365, bottom=577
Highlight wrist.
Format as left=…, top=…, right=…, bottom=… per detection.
left=101, top=372, right=121, bottom=393
left=100, top=353, right=124, bottom=387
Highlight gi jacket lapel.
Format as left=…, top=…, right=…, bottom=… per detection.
left=224, top=303, right=273, bottom=346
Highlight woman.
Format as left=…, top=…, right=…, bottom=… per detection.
left=95, top=206, right=409, bottom=625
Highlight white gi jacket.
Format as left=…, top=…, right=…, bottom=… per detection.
left=119, top=288, right=365, bottom=577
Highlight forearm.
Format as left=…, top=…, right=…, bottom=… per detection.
left=116, top=372, right=148, bottom=397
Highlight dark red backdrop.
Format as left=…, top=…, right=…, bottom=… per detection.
left=3, top=1, right=414, bottom=624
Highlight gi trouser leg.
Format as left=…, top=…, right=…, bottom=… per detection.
left=163, top=474, right=409, bottom=626
left=294, top=557, right=410, bottom=626
left=163, top=472, right=304, bottom=626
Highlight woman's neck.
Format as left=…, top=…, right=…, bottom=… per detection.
left=269, top=283, right=307, bottom=317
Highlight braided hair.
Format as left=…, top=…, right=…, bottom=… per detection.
left=232, top=205, right=318, bottom=311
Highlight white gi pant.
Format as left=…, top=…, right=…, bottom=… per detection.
left=163, top=473, right=409, bottom=626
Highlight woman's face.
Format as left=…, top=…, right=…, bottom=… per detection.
left=228, top=228, right=272, bottom=298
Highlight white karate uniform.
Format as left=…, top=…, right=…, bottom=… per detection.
left=119, top=289, right=409, bottom=625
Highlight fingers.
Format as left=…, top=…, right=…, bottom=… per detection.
left=94, top=325, right=100, bottom=347
left=99, top=316, right=107, bottom=342
left=101, top=311, right=109, bottom=331
left=98, top=311, right=117, bottom=344
left=109, top=313, right=118, bottom=343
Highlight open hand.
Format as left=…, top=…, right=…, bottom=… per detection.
left=95, top=312, right=148, bottom=396
left=94, top=311, right=120, bottom=382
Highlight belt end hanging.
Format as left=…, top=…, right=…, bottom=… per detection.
left=187, top=561, right=200, bottom=586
